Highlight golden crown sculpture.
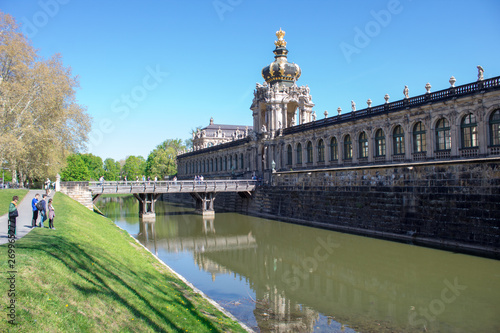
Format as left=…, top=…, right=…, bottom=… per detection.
left=274, top=28, right=287, bottom=48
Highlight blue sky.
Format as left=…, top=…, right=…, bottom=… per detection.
left=3, top=0, right=500, bottom=161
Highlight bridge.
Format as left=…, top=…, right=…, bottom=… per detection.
left=88, top=180, right=258, bottom=217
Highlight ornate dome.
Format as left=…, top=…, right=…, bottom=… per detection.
left=261, top=29, right=301, bottom=87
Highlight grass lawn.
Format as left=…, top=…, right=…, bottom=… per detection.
left=0, top=189, right=29, bottom=215
left=0, top=192, right=248, bottom=332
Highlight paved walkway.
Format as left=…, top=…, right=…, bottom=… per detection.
left=0, top=190, right=52, bottom=245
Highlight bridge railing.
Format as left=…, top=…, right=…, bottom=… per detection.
left=88, top=180, right=258, bottom=193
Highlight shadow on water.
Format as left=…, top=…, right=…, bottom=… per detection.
left=98, top=196, right=500, bottom=333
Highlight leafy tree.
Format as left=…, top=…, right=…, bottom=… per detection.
left=122, top=155, right=146, bottom=180
left=103, top=158, right=121, bottom=181
left=0, top=12, right=91, bottom=183
left=60, top=154, right=90, bottom=181
left=184, top=126, right=202, bottom=150
left=146, top=139, right=185, bottom=179
left=80, top=153, right=104, bottom=180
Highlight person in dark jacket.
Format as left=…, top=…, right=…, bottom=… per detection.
left=31, top=193, right=40, bottom=228
left=39, top=194, right=48, bottom=228
left=8, top=196, right=19, bottom=238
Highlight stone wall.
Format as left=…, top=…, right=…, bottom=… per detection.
left=163, top=158, right=500, bottom=256
left=59, top=182, right=93, bottom=210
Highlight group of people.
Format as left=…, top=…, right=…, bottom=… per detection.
left=194, top=175, right=204, bottom=184
left=31, top=193, right=56, bottom=229
left=6, top=193, right=56, bottom=239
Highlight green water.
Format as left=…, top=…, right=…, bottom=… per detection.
left=97, top=196, right=500, bottom=333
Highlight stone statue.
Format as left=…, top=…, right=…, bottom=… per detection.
left=261, top=124, right=267, bottom=132
left=278, top=120, right=282, bottom=129
left=291, top=116, right=296, bottom=126
left=351, top=100, right=356, bottom=112
left=312, top=111, right=316, bottom=121
left=403, top=85, right=409, bottom=99
left=477, top=65, right=484, bottom=81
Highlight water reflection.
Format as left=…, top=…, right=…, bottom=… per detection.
left=98, top=196, right=500, bottom=333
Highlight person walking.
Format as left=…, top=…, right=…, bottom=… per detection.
left=47, top=198, right=55, bottom=230
left=31, top=193, right=40, bottom=228
left=38, top=194, right=48, bottom=228
left=45, top=178, right=51, bottom=196
left=8, top=196, right=19, bottom=238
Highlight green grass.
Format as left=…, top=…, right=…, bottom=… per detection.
left=0, top=192, right=247, bottom=332
left=0, top=189, right=29, bottom=215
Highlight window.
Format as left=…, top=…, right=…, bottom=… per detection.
left=461, top=114, right=478, bottom=148
left=344, top=135, right=352, bottom=159
left=287, top=144, right=293, bottom=165
left=358, top=132, right=368, bottom=158
left=229, top=155, right=232, bottom=170
left=375, top=129, right=386, bottom=157
left=210, top=159, right=214, bottom=172
left=330, top=137, right=338, bottom=161
left=413, top=122, right=426, bottom=152
left=436, top=118, right=451, bottom=151
left=490, top=110, right=500, bottom=146
left=393, top=125, right=405, bottom=155
left=234, top=154, right=238, bottom=169
left=296, top=143, right=302, bottom=164
left=224, top=157, right=227, bottom=171
left=240, top=154, right=244, bottom=170
left=317, top=139, right=325, bottom=162
left=215, top=158, right=218, bottom=172
left=307, top=141, right=313, bottom=163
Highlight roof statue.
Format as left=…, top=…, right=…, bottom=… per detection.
left=274, top=28, right=287, bottom=48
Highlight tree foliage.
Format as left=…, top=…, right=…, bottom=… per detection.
left=60, top=154, right=90, bottom=181
left=80, top=153, right=104, bottom=180
left=146, top=139, right=184, bottom=179
left=103, top=158, right=121, bottom=181
left=122, top=155, right=146, bottom=180
left=0, top=11, right=91, bottom=182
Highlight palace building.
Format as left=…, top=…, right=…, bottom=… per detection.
left=177, top=29, right=500, bottom=180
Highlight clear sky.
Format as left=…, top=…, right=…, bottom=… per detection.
left=3, top=0, right=500, bottom=161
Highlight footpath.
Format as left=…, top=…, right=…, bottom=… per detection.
left=0, top=190, right=51, bottom=245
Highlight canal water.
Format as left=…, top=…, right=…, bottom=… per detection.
left=96, top=196, right=500, bottom=333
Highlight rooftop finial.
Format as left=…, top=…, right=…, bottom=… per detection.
left=274, top=28, right=287, bottom=48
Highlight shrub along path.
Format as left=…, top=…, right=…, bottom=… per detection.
left=0, top=192, right=249, bottom=332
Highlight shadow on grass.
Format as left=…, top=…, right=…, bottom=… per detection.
left=17, top=234, right=221, bottom=333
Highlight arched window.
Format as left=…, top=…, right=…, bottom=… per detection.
left=240, top=154, right=244, bottom=170
left=344, top=135, right=352, bottom=159
left=330, top=137, right=338, bottom=161
left=296, top=143, right=302, bottom=164
left=229, top=155, right=233, bottom=170
left=224, top=157, right=227, bottom=171
left=287, top=144, right=293, bottom=165
left=358, top=132, right=368, bottom=158
left=210, top=159, right=214, bottom=172
left=375, top=129, right=385, bottom=157
left=307, top=141, right=313, bottom=163
left=461, top=113, right=478, bottom=148
left=215, top=158, right=218, bottom=172
left=413, top=122, right=426, bottom=152
left=436, top=118, right=451, bottom=151
left=234, top=154, right=238, bottom=169
left=317, top=139, right=325, bottom=162
left=393, top=125, right=405, bottom=155
left=490, top=110, right=500, bottom=146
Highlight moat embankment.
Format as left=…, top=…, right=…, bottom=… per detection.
left=168, top=158, right=500, bottom=257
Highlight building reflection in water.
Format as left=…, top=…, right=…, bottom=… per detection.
left=101, top=198, right=500, bottom=333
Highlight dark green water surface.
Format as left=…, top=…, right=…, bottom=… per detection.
left=97, top=196, right=500, bottom=333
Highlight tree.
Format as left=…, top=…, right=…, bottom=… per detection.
left=146, top=139, right=185, bottom=179
left=0, top=11, right=91, bottom=183
left=184, top=126, right=202, bottom=150
left=103, top=158, right=121, bottom=181
left=60, top=154, right=90, bottom=181
left=80, top=153, right=104, bottom=180
left=122, top=155, right=146, bottom=180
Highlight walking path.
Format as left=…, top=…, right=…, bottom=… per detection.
left=0, top=190, right=52, bottom=245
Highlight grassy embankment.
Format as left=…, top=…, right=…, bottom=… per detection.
left=0, top=189, right=29, bottom=215
left=0, top=192, right=247, bottom=332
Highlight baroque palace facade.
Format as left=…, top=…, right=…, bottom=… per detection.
left=177, top=29, right=500, bottom=180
